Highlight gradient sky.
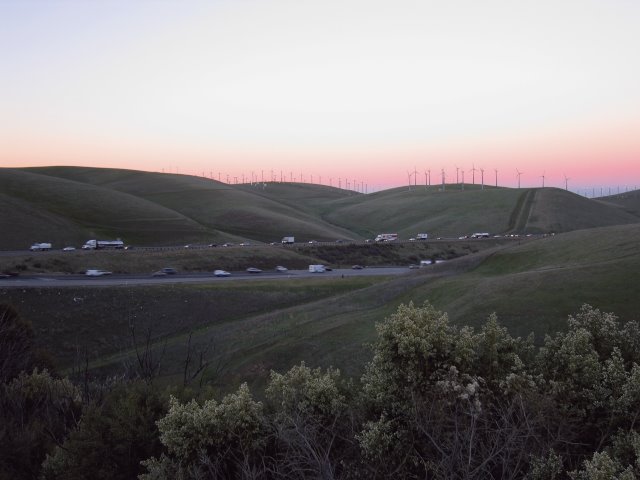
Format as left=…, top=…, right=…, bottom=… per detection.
left=1, top=0, right=639, bottom=193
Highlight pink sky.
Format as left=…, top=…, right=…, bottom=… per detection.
left=1, top=0, right=639, bottom=193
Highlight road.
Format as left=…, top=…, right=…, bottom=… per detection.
left=0, top=267, right=412, bottom=288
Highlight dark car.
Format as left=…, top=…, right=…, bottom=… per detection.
left=352, top=265, right=364, bottom=270
left=161, top=267, right=177, bottom=275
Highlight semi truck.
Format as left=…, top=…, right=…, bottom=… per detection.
left=308, top=264, right=326, bottom=273
left=416, top=233, right=429, bottom=240
left=30, top=242, right=52, bottom=251
left=374, top=233, right=398, bottom=242
left=82, top=239, right=124, bottom=250
left=281, top=236, right=295, bottom=244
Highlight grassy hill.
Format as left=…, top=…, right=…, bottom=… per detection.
left=3, top=223, right=638, bottom=389
left=321, top=184, right=640, bottom=238
left=20, top=167, right=360, bottom=244
left=2, top=167, right=639, bottom=250
left=0, top=168, right=217, bottom=249
left=596, top=189, right=640, bottom=217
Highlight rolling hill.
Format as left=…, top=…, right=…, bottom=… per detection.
left=3, top=223, right=638, bottom=389
left=1, top=166, right=638, bottom=250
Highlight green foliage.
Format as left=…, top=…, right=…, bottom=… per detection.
left=266, top=362, right=347, bottom=419
left=0, top=303, right=36, bottom=383
left=141, top=383, right=265, bottom=479
left=41, top=382, right=166, bottom=480
left=0, top=369, right=81, bottom=480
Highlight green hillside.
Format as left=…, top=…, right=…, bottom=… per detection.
left=596, top=189, right=640, bottom=217
left=4, top=223, right=638, bottom=388
left=2, top=167, right=638, bottom=250
left=21, top=167, right=359, bottom=244
left=0, top=168, right=217, bottom=249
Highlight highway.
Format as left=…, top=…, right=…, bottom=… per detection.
left=0, top=267, right=412, bottom=288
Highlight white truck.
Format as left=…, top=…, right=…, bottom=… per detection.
left=30, top=242, right=52, bottom=251
left=308, top=264, right=326, bottom=273
left=82, top=239, right=125, bottom=250
left=281, top=236, right=295, bottom=244
left=416, top=233, right=429, bottom=240
left=374, top=233, right=398, bottom=242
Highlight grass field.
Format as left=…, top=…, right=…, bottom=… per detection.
left=2, top=166, right=639, bottom=392
left=2, top=166, right=638, bottom=250
left=3, top=223, right=638, bottom=393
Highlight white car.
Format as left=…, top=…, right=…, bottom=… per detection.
left=246, top=267, right=262, bottom=274
left=275, top=266, right=288, bottom=272
left=62, top=246, right=76, bottom=251
left=214, top=270, right=231, bottom=277
left=85, top=269, right=112, bottom=276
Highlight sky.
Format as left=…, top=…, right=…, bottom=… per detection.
left=1, top=0, right=639, bottom=193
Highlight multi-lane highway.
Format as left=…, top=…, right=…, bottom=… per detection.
left=0, top=267, right=412, bottom=288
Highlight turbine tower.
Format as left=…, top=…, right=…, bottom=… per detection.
left=516, top=169, right=523, bottom=189
left=470, top=164, right=478, bottom=185
left=541, top=172, right=546, bottom=188
left=494, top=168, right=498, bottom=187
left=407, top=171, right=412, bottom=190
left=441, top=168, right=446, bottom=191
left=564, top=174, right=570, bottom=191
left=455, top=165, right=459, bottom=184
left=480, top=168, right=485, bottom=190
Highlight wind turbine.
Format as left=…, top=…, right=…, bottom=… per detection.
left=494, top=168, right=498, bottom=187
left=470, top=164, right=478, bottom=185
left=427, top=169, right=431, bottom=186
left=480, top=168, right=485, bottom=190
left=413, top=166, right=418, bottom=187
left=564, top=174, right=570, bottom=191
left=407, top=171, right=413, bottom=190
left=424, top=171, right=428, bottom=189
left=441, top=168, right=446, bottom=191
left=461, top=170, right=465, bottom=190
left=540, top=171, right=546, bottom=188
left=516, top=169, right=523, bottom=189
left=455, top=165, right=459, bottom=185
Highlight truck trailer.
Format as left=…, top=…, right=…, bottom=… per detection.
left=30, top=243, right=52, bottom=251
left=308, top=264, right=326, bottom=273
left=82, top=239, right=124, bottom=250
left=281, top=236, right=295, bottom=244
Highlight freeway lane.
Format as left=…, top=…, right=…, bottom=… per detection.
left=0, top=267, right=411, bottom=288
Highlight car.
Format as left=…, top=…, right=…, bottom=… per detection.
left=62, top=246, right=76, bottom=251
left=239, top=242, right=251, bottom=246
left=214, top=270, right=231, bottom=277
left=0, top=273, right=10, bottom=279
left=85, top=269, right=112, bottom=276
left=409, top=264, right=420, bottom=269
left=161, top=267, right=177, bottom=275
left=335, top=239, right=344, bottom=243
left=269, top=242, right=278, bottom=245
left=222, top=243, right=234, bottom=247
left=184, top=244, right=191, bottom=248
left=246, top=267, right=262, bottom=273
left=308, top=240, right=317, bottom=244
left=208, top=243, right=217, bottom=248
left=275, top=266, right=288, bottom=272
left=352, top=265, right=364, bottom=270
left=364, top=239, right=373, bottom=243
left=409, top=238, right=416, bottom=241
left=151, top=271, right=167, bottom=277
left=324, top=266, right=333, bottom=271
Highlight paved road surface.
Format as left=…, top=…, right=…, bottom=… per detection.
left=0, top=267, right=413, bottom=288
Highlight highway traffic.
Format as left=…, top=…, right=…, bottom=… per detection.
left=0, top=266, right=412, bottom=288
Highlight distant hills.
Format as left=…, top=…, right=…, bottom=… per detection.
left=1, top=166, right=638, bottom=249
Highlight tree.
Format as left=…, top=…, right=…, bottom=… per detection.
left=41, top=381, right=166, bottom=480
left=141, top=383, right=266, bottom=479
left=0, top=369, right=81, bottom=480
